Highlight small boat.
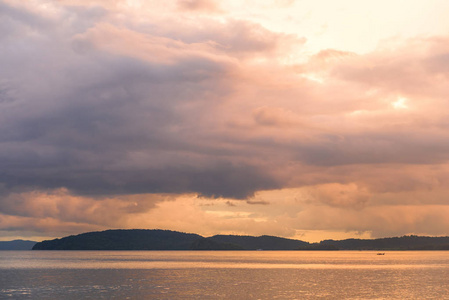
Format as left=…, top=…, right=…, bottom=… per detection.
left=376, top=253, right=385, bottom=255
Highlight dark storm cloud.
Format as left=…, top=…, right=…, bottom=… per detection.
left=0, top=163, right=279, bottom=199
left=0, top=1, right=286, bottom=199
left=2, top=0, right=449, bottom=203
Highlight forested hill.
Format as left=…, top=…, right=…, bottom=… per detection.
left=32, top=230, right=202, bottom=250
left=31, top=229, right=307, bottom=250
left=31, top=229, right=449, bottom=250
left=209, top=235, right=309, bottom=250
left=317, top=235, right=449, bottom=250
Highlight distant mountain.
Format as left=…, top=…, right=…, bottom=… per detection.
left=31, top=229, right=449, bottom=251
left=32, top=229, right=202, bottom=250
left=317, top=235, right=449, bottom=250
left=0, top=240, right=37, bottom=250
left=210, top=235, right=309, bottom=250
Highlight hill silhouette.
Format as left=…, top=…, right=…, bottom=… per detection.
left=0, top=240, right=36, bottom=250
left=32, top=229, right=202, bottom=250
left=316, top=235, right=449, bottom=250
left=31, top=229, right=449, bottom=250
left=209, top=235, right=309, bottom=250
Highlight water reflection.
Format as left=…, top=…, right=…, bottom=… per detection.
left=1, top=251, right=449, bottom=299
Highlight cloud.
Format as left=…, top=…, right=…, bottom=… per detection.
left=2, top=0, right=449, bottom=240
left=246, top=200, right=270, bottom=205
left=177, top=0, right=222, bottom=13
left=291, top=204, right=449, bottom=238
left=0, top=188, right=170, bottom=237
left=252, top=106, right=300, bottom=126
left=302, top=183, right=370, bottom=209
left=0, top=0, right=295, bottom=199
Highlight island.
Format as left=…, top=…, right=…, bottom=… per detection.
left=31, top=229, right=449, bottom=251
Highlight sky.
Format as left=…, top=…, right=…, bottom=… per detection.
left=1, top=0, right=449, bottom=242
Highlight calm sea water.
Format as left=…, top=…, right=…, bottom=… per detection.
left=1, top=251, right=449, bottom=299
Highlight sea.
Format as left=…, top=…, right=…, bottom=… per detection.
left=1, top=250, right=449, bottom=299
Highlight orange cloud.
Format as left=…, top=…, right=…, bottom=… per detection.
left=2, top=0, right=449, bottom=241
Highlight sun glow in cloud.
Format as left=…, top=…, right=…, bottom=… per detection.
left=1, top=0, right=449, bottom=242
left=392, top=97, right=408, bottom=109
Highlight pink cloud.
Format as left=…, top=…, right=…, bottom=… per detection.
left=2, top=0, right=449, bottom=240
left=177, top=0, right=223, bottom=13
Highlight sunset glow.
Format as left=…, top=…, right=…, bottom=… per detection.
left=2, top=0, right=449, bottom=242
